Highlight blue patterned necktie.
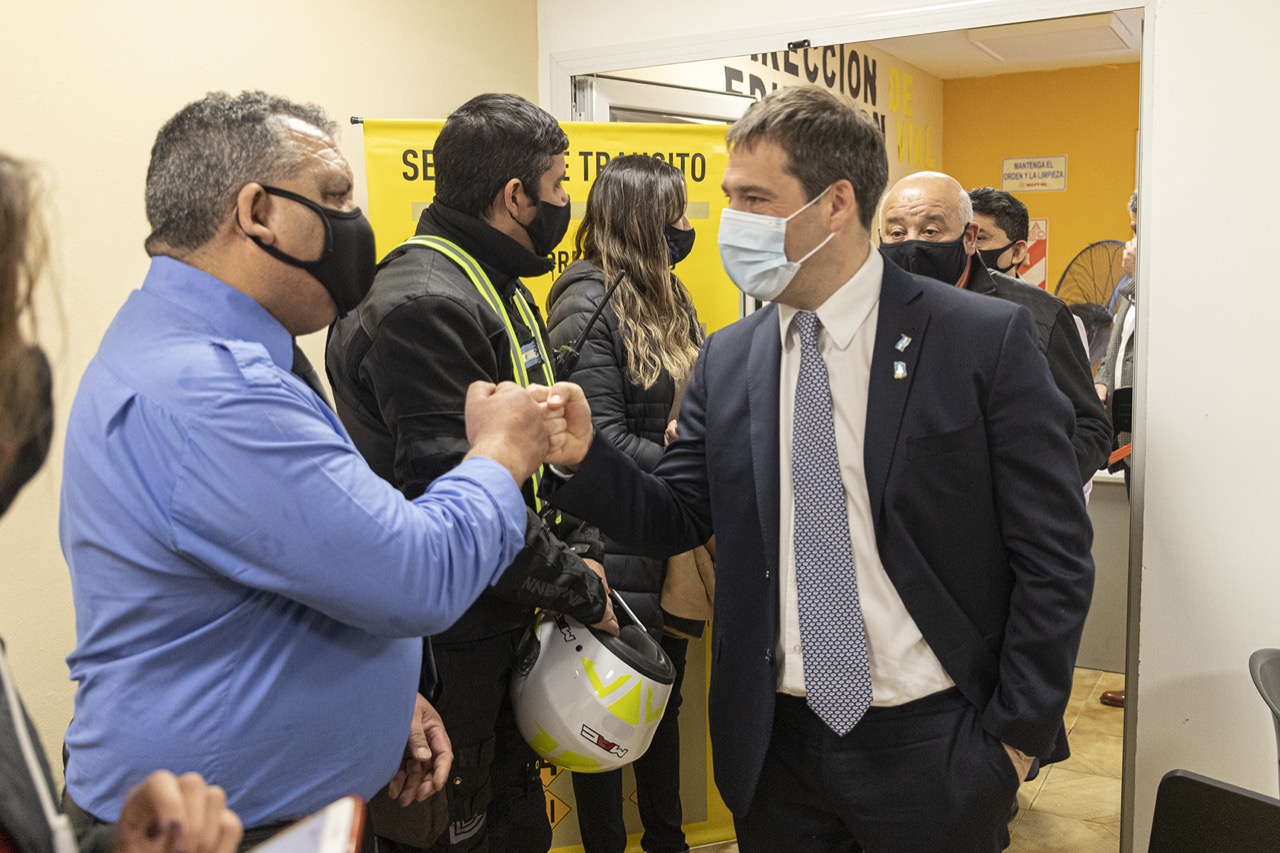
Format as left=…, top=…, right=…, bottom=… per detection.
left=791, top=311, right=873, bottom=735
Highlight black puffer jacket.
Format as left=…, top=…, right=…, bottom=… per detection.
left=546, top=259, right=700, bottom=637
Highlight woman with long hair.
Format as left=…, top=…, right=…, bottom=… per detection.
left=0, top=154, right=54, bottom=514
left=0, top=152, right=242, bottom=853
left=546, top=155, right=705, bottom=853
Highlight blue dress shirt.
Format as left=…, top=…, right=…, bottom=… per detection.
left=59, top=257, right=526, bottom=827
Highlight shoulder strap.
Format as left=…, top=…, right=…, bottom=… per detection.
left=398, top=236, right=556, bottom=389
left=397, top=235, right=555, bottom=511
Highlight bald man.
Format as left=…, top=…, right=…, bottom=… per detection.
left=880, top=172, right=1111, bottom=483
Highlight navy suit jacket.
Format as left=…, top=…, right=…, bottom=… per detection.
left=551, top=258, right=1095, bottom=817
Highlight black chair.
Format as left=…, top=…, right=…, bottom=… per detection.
left=1148, top=769, right=1280, bottom=852
left=1250, top=648, right=1280, bottom=790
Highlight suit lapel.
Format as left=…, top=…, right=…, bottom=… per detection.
left=865, top=262, right=930, bottom=523
left=746, top=309, right=781, bottom=574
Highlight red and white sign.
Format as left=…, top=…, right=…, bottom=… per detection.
left=1019, top=218, right=1048, bottom=289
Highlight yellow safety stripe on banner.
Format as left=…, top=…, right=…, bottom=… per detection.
left=397, top=234, right=551, bottom=511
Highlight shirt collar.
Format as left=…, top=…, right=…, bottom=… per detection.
left=778, top=244, right=883, bottom=350
left=142, top=256, right=295, bottom=371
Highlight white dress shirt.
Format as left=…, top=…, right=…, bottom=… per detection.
left=776, top=247, right=954, bottom=705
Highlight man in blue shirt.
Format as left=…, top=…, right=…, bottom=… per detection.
left=58, top=91, right=582, bottom=841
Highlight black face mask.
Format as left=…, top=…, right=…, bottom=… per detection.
left=0, top=348, right=53, bottom=517
left=978, top=240, right=1018, bottom=275
left=249, top=186, right=377, bottom=317
left=518, top=191, right=572, bottom=258
left=664, top=223, right=697, bottom=267
left=880, top=234, right=970, bottom=285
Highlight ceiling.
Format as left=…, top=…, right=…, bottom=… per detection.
left=869, top=10, right=1143, bottom=80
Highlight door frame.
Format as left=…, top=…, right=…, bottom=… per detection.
left=544, top=3, right=1154, bottom=848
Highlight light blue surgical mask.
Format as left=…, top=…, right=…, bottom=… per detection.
left=717, top=185, right=835, bottom=303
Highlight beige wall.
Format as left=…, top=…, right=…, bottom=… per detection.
left=0, top=0, right=538, bottom=784
left=537, top=0, right=1280, bottom=850
left=615, top=46, right=944, bottom=189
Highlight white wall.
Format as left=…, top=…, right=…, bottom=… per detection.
left=0, top=0, right=538, bottom=785
left=1131, top=0, right=1280, bottom=838
left=539, top=0, right=1280, bottom=850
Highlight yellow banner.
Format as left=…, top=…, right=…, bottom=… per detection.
left=362, top=118, right=738, bottom=851
left=362, top=119, right=740, bottom=334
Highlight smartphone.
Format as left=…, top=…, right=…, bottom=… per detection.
left=250, top=797, right=364, bottom=853
left=1110, top=386, right=1133, bottom=433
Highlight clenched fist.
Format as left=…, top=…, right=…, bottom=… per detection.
left=533, top=382, right=594, bottom=468
left=464, top=381, right=550, bottom=485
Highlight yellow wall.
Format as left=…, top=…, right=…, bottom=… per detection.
left=943, top=63, right=1139, bottom=290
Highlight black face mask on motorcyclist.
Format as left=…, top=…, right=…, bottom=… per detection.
left=664, top=223, right=697, bottom=267
left=978, top=240, right=1018, bottom=275
left=248, top=186, right=377, bottom=317
left=880, top=232, right=971, bottom=285
left=515, top=184, right=572, bottom=258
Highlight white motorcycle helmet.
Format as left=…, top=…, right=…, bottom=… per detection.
left=511, top=594, right=676, bottom=773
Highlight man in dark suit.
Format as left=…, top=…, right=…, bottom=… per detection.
left=879, top=172, right=1111, bottom=487
left=542, top=86, right=1094, bottom=852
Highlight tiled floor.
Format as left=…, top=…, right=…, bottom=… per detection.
left=1007, top=668, right=1124, bottom=853
left=690, top=668, right=1125, bottom=853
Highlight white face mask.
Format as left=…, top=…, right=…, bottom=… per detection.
left=717, top=185, right=836, bottom=303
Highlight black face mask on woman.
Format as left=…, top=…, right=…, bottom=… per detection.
left=880, top=233, right=970, bottom=285
left=0, top=348, right=53, bottom=517
left=664, top=223, right=697, bottom=267
left=248, top=186, right=377, bottom=317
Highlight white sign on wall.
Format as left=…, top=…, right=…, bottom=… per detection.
left=1002, top=156, right=1067, bottom=192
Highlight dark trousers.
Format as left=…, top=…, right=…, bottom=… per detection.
left=571, top=635, right=689, bottom=853
left=734, top=690, right=1019, bottom=853
left=421, top=630, right=550, bottom=853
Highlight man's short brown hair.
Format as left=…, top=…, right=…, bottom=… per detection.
left=726, top=86, right=888, bottom=231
